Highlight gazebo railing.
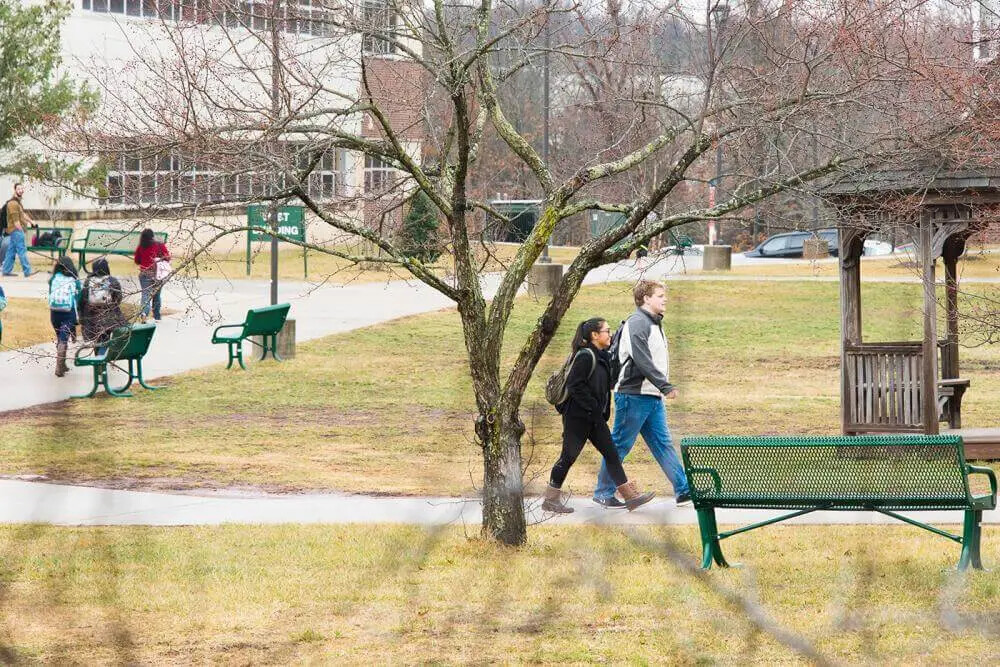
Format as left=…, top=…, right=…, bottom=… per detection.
left=845, top=342, right=924, bottom=431
left=845, top=340, right=961, bottom=432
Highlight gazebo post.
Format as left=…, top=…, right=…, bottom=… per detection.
left=942, top=238, right=961, bottom=381
left=919, top=211, right=940, bottom=435
left=839, top=220, right=864, bottom=433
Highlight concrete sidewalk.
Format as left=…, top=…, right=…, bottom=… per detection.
left=0, top=253, right=707, bottom=411
left=1, top=479, right=995, bottom=528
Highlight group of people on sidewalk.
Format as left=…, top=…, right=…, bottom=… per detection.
left=543, top=279, right=691, bottom=514
left=43, top=228, right=171, bottom=375
left=0, top=184, right=171, bottom=373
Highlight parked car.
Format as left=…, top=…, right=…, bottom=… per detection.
left=743, top=229, right=839, bottom=258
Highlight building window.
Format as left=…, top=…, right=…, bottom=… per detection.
left=975, top=0, right=998, bottom=62
left=293, top=145, right=344, bottom=200
left=362, top=0, right=397, bottom=56
left=81, top=0, right=333, bottom=37
left=104, top=145, right=347, bottom=206
left=364, top=154, right=396, bottom=193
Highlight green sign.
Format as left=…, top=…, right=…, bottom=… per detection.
left=247, top=205, right=305, bottom=242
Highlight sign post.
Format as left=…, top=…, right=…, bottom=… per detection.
left=246, top=205, right=307, bottom=284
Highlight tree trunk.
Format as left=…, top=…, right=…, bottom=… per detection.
left=477, top=409, right=527, bottom=546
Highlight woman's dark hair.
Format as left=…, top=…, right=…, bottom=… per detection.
left=53, top=255, right=78, bottom=278
left=139, top=228, right=156, bottom=248
left=89, top=257, right=111, bottom=277
left=571, top=317, right=606, bottom=354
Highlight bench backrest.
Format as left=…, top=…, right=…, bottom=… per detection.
left=243, top=303, right=291, bottom=337
left=84, top=229, right=167, bottom=252
left=681, top=435, right=971, bottom=510
left=105, top=323, right=157, bottom=362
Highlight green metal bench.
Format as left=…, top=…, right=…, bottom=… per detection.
left=681, top=435, right=996, bottom=571
left=211, top=303, right=291, bottom=370
left=71, top=229, right=167, bottom=267
left=29, top=225, right=73, bottom=259
left=73, top=323, right=162, bottom=398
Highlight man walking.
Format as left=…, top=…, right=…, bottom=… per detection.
left=593, top=279, right=691, bottom=507
left=2, top=183, right=37, bottom=278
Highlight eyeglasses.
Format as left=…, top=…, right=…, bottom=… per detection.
left=598, top=328, right=611, bottom=334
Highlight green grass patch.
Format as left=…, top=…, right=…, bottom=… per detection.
left=0, top=524, right=997, bottom=662
left=1, top=280, right=999, bottom=495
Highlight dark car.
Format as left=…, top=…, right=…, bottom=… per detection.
left=743, top=229, right=839, bottom=258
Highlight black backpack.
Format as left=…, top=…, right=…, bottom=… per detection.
left=607, top=319, right=627, bottom=387
left=0, top=199, right=9, bottom=237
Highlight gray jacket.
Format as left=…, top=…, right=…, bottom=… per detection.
left=614, top=307, right=675, bottom=397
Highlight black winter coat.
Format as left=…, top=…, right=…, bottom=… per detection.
left=79, top=275, right=127, bottom=344
left=561, top=345, right=613, bottom=423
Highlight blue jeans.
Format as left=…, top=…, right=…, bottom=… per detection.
left=2, top=229, right=32, bottom=276
left=594, top=393, right=690, bottom=499
left=139, top=272, right=161, bottom=319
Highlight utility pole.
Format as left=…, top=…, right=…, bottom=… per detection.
left=269, top=0, right=281, bottom=305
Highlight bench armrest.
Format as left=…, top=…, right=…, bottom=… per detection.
left=212, top=322, right=246, bottom=338
left=966, top=464, right=997, bottom=501
left=687, top=466, right=722, bottom=494
left=74, top=344, right=107, bottom=362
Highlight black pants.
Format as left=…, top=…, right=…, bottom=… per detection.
left=550, top=414, right=628, bottom=489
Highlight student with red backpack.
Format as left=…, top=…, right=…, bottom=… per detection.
left=541, top=317, right=656, bottom=514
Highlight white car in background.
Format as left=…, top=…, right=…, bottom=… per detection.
left=863, top=239, right=895, bottom=256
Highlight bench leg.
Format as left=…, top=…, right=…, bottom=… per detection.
left=696, top=507, right=732, bottom=569
left=136, top=358, right=162, bottom=391
left=259, top=337, right=270, bottom=362
left=72, top=365, right=103, bottom=399
left=271, top=334, right=283, bottom=361
left=236, top=341, right=247, bottom=370
left=959, top=509, right=985, bottom=571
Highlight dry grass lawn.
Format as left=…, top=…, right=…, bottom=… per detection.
left=0, top=524, right=997, bottom=663
left=1, top=279, right=999, bottom=495
left=85, top=242, right=582, bottom=284
left=0, top=297, right=53, bottom=349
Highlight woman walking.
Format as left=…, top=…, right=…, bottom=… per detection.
left=79, top=258, right=127, bottom=353
left=48, top=255, right=81, bottom=377
left=133, top=228, right=170, bottom=322
left=543, top=317, right=655, bottom=514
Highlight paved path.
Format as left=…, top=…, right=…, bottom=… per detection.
left=0, top=251, right=719, bottom=411
left=1, top=479, right=996, bottom=527
left=3, top=250, right=997, bottom=528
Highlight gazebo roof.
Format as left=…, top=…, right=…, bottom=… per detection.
left=824, top=158, right=1000, bottom=199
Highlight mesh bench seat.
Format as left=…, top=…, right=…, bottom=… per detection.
left=681, top=435, right=996, bottom=570
left=211, top=303, right=290, bottom=369
left=71, top=229, right=167, bottom=267
left=73, top=323, right=162, bottom=398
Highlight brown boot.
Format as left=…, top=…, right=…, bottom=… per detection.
left=617, top=480, right=655, bottom=512
left=541, top=484, right=574, bottom=514
left=55, top=343, right=68, bottom=377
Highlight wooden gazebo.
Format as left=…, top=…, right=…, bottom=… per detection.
left=826, top=165, right=1000, bottom=458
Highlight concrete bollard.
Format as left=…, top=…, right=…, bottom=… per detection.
left=527, top=263, right=564, bottom=299
left=803, top=238, right=829, bottom=260
left=248, top=318, right=296, bottom=363
left=702, top=245, right=732, bottom=271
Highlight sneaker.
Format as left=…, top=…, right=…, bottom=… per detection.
left=24, top=270, right=39, bottom=277
left=592, top=495, right=627, bottom=509
left=675, top=492, right=692, bottom=507
left=1, top=273, right=15, bottom=277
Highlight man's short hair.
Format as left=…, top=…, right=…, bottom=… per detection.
left=13, top=182, right=22, bottom=190
left=633, top=279, right=664, bottom=307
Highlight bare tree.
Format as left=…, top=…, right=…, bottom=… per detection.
left=48, top=0, right=987, bottom=544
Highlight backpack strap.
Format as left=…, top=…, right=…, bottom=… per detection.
left=583, top=347, right=596, bottom=379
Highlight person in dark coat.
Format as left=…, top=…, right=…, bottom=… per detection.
left=543, top=317, right=656, bottom=514
left=79, top=257, right=127, bottom=352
